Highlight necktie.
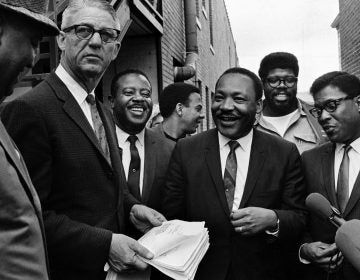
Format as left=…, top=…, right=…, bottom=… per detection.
left=337, top=145, right=351, bottom=213
left=86, top=94, right=111, bottom=164
left=224, top=140, right=240, bottom=211
left=127, top=135, right=141, bottom=200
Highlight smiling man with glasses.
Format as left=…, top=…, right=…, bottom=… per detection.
left=255, top=52, right=327, bottom=154
left=300, top=71, right=360, bottom=280
left=1, top=1, right=166, bottom=279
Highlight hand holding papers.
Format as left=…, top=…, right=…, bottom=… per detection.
left=138, top=220, right=209, bottom=280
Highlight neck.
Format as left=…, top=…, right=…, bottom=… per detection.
left=162, top=117, right=185, bottom=140
left=60, top=61, right=100, bottom=93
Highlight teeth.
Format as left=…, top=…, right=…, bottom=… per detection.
left=130, top=107, right=144, bottom=112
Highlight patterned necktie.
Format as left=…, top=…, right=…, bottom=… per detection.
left=85, top=94, right=111, bottom=164
left=224, top=140, right=240, bottom=212
left=127, top=135, right=141, bottom=200
left=337, top=145, right=351, bottom=213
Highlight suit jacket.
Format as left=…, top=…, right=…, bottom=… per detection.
left=1, top=73, right=135, bottom=280
left=0, top=121, right=49, bottom=280
left=162, top=128, right=307, bottom=280
left=141, top=128, right=175, bottom=211
left=301, top=143, right=360, bottom=280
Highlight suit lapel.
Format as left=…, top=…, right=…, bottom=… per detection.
left=344, top=171, right=360, bottom=217
left=321, top=144, right=338, bottom=208
left=239, top=130, right=265, bottom=208
left=142, top=130, right=156, bottom=204
left=0, top=121, right=42, bottom=211
left=47, top=74, right=111, bottom=167
left=205, top=130, right=230, bottom=216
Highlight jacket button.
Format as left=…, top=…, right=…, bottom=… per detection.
left=107, top=171, right=113, bottom=179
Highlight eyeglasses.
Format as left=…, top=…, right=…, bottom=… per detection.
left=62, top=24, right=120, bottom=44
left=266, top=76, right=298, bottom=88
left=309, top=96, right=353, bottom=118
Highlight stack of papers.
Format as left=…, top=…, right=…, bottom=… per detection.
left=138, top=219, right=209, bottom=280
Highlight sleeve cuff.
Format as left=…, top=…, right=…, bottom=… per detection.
left=299, top=243, right=311, bottom=264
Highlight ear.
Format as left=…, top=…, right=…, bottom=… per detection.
left=111, top=41, right=121, bottom=61
left=57, top=31, right=66, bottom=52
left=256, top=98, right=263, bottom=114
left=108, top=95, right=115, bottom=108
left=175, top=103, right=183, bottom=117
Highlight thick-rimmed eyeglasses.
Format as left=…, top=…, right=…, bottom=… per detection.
left=265, top=76, right=298, bottom=88
left=62, top=24, right=120, bottom=44
left=309, top=96, right=353, bottom=118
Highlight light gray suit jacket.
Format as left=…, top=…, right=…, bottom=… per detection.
left=0, top=120, right=49, bottom=280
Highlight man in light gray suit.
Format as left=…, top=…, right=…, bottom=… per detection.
left=0, top=0, right=59, bottom=279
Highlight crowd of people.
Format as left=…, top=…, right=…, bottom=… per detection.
left=1, top=0, right=360, bottom=280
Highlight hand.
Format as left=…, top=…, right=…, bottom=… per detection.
left=230, top=207, right=277, bottom=235
left=300, top=242, right=343, bottom=273
left=108, top=234, right=153, bottom=273
left=130, top=204, right=166, bottom=233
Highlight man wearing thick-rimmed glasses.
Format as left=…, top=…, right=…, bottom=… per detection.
left=2, top=1, right=165, bottom=279
left=255, top=52, right=327, bottom=154
left=300, top=71, right=360, bottom=280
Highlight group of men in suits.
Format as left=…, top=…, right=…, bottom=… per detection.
left=2, top=1, right=360, bottom=280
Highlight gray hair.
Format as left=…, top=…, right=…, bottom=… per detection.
left=61, top=0, right=120, bottom=30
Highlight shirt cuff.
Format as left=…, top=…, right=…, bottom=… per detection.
left=299, top=243, right=311, bottom=264
left=265, top=218, right=279, bottom=237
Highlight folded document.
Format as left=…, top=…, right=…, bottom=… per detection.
left=105, top=220, right=209, bottom=280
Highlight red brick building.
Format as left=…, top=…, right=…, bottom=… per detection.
left=332, top=0, right=360, bottom=76
left=11, top=0, right=238, bottom=132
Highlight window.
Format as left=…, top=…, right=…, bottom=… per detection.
left=209, top=0, right=214, bottom=46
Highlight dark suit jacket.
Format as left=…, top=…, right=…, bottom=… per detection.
left=301, top=143, right=360, bottom=280
left=141, top=128, right=175, bottom=211
left=162, top=128, right=307, bottom=280
left=2, top=73, right=135, bottom=280
left=0, top=121, right=49, bottom=280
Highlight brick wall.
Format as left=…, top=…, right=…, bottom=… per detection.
left=338, top=0, right=360, bottom=77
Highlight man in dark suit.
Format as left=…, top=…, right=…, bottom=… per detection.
left=300, top=71, right=360, bottom=280
left=111, top=69, right=174, bottom=213
left=111, top=69, right=174, bottom=279
left=162, top=67, right=307, bottom=280
left=0, top=0, right=59, bottom=279
left=2, top=1, right=164, bottom=280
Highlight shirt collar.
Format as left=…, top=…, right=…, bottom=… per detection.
left=335, top=137, right=360, bottom=155
left=55, top=64, right=95, bottom=103
left=116, top=125, right=145, bottom=147
left=218, top=129, right=253, bottom=151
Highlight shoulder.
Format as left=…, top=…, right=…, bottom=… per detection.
left=254, top=128, right=295, bottom=149
left=302, top=142, right=333, bottom=161
left=177, top=128, right=217, bottom=147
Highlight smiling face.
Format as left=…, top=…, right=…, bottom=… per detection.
left=263, top=68, right=298, bottom=116
left=0, top=14, right=43, bottom=98
left=57, top=6, right=120, bottom=86
left=212, top=73, right=261, bottom=139
left=181, top=92, right=204, bottom=134
left=314, top=85, right=360, bottom=144
left=112, top=73, right=153, bottom=134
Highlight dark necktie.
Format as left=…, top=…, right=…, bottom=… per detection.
left=85, top=94, right=111, bottom=164
left=224, top=140, right=240, bottom=212
left=337, top=145, right=351, bottom=213
left=127, top=135, right=141, bottom=200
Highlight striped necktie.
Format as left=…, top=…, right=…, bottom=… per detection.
left=224, top=140, right=240, bottom=211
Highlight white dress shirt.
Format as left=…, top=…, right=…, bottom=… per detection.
left=334, top=137, right=360, bottom=196
left=218, top=129, right=253, bottom=212
left=115, top=126, right=145, bottom=196
left=55, top=64, right=95, bottom=129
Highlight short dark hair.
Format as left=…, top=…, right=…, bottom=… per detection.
left=310, top=71, right=360, bottom=98
left=110, top=69, right=151, bottom=98
left=258, top=52, right=299, bottom=80
left=159, top=82, right=200, bottom=118
left=215, top=67, right=263, bottom=101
